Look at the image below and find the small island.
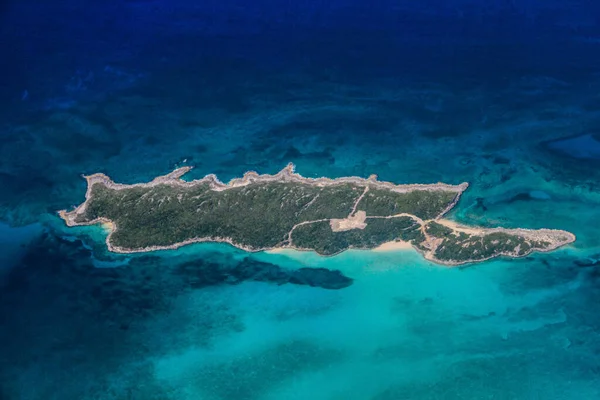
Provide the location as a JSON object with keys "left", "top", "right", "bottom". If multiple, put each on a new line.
{"left": 59, "top": 163, "right": 575, "bottom": 266}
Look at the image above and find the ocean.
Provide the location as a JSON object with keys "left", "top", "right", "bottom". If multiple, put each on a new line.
{"left": 1, "top": 1, "right": 600, "bottom": 399}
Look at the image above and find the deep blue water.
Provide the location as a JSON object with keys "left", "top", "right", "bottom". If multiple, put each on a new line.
{"left": 2, "top": 1, "right": 600, "bottom": 399}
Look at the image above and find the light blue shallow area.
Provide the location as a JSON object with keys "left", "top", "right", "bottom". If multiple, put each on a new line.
{"left": 154, "top": 250, "right": 590, "bottom": 400}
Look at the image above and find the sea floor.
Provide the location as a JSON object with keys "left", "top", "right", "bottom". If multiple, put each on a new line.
{"left": 2, "top": 223, "right": 599, "bottom": 399}
{"left": 2, "top": 31, "right": 600, "bottom": 399}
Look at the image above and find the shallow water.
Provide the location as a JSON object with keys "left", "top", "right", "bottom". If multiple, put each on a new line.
{"left": 2, "top": 1, "right": 600, "bottom": 399}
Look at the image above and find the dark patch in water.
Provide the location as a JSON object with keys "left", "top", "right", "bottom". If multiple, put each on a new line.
{"left": 195, "top": 144, "right": 208, "bottom": 153}
{"left": 281, "top": 146, "right": 335, "bottom": 165}
{"left": 421, "top": 125, "right": 463, "bottom": 139}
{"left": 499, "top": 169, "right": 513, "bottom": 183}
{"left": 506, "top": 192, "right": 534, "bottom": 203}
{"left": 493, "top": 156, "right": 511, "bottom": 165}
{"left": 1, "top": 233, "right": 351, "bottom": 340}
{"left": 475, "top": 197, "right": 488, "bottom": 212}
{"left": 172, "top": 256, "right": 352, "bottom": 290}
{"left": 290, "top": 268, "right": 353, "bottom": 289}
{"left": 542, "top": 132, "right": 600, "bottom": 161}
{"left": 574, "top": 256, "right": 599, "bottom": 268}
{"left": 283, "top": 146, "right": 303, "bottom": 159}
{"left": 0, "top": 231, "right": 352, "bottom": 397}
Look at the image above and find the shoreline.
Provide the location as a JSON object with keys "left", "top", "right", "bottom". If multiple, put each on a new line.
{"left": 57, "top": 212, "right": 576, "bottom": 267}
{"left": 81, "top": 163, "right": 470, "bottom": 193}
{"left": 63, "top": 163, "right": 469, "bottom": 221}
{"left": 58, "top": 164, "right": 576, "bottom": 267}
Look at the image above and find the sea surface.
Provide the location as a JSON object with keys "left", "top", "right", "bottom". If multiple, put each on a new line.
{"left": 2, "top": 1, "right": 600, "bottom": 399}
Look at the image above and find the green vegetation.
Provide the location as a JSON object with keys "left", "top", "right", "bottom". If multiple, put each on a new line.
{"left": 77, "top": 178, "right": 459, "bottom": 251}
{"left": 356, "top": 187, "right": 457, "bottom": 220}
{"left": 424, "top": 221, "right": 553, "bottom": 263}
{"left": 424, "top": 221, "right": 454, "bottom": 237}
{"left": 291, "top": 217, "right": 422, "bottom": 255}
{"left": 66, "top": 174, "right": 568, "bottom": 264}
{"left": 82, "top": 182, "right": 364, "bottom": 249}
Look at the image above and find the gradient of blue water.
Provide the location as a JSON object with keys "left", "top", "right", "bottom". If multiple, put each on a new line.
{"left": 2, "top": 1, "right": 600, "bottom": 399}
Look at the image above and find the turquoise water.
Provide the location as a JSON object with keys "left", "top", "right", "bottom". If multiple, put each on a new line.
{"left": 3, "top": 1, "right": 600, "bottom": 399}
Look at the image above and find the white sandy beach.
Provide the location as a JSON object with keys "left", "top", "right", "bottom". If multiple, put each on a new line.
{"left": 372, "top": 240, "right": 414, "bottom": 252}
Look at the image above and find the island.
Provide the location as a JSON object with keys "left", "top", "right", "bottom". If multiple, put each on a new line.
{"left": 58, "top": 163, "right": 576, "bottom": 266}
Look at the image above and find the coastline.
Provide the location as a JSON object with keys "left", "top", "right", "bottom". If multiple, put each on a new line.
{"left": 419, "top": 221, "right": 577, "bottom": 266}
{"left": 62, "top": 163, "right": 469, "bottom": 222}
{"left": 58, "top": 164, "right": 576, "bottom": 267}
{"left": 57, "top": 211, "right": 576, "bottom": 267}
